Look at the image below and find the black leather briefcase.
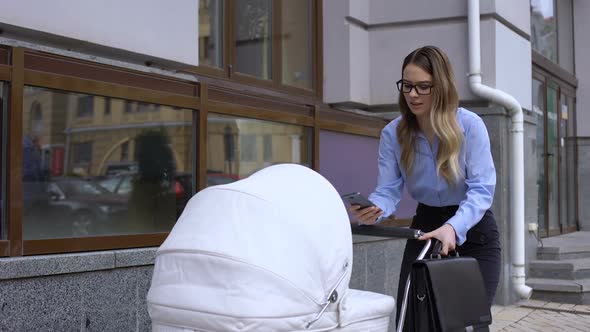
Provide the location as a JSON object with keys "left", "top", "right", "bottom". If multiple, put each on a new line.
{"left": 404, "top": 246, "right": 492, "bottom": 332}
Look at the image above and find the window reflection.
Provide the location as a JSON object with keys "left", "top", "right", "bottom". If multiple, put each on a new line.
{"left": 207, "top": 113, "right": 311, "bottom": 187}
{"left": 199, "top": 0, "right": 224, "bottom": 68}
{"left": 281, "top": 0, "right": 313, "bottom": 89}
{"left": 531, "top": 0, "right": 557, "bottom": 62}
{"left": 22, "top": 87, "right": 194, "bottom": 239}
{"left": 235, "top": 0, "right": 272, "bottom": 79}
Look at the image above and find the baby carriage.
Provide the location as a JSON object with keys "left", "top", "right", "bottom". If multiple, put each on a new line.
{"left": 147, "top": 164, "right": 396, "bottom": 331}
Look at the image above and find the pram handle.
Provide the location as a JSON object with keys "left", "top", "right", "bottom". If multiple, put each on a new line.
{"left": 351, "top": 225, "right": 424, "bottom": 239}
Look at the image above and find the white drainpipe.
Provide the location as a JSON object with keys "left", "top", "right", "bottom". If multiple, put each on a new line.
{"left": 467, "top": 0, "right": 532, "bottom": 300}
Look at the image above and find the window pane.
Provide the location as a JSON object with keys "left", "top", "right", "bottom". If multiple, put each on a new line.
{"left": 281, "top": 0, "right": 313, "bottom": 90}
{"left": 319, "top": 130, "right": 417, "bottom": 220}
{"left": 76, "top": 96, "right": 94, "bottom": 118}
{"left": 235, "top": 0, "right": 272, "bottom": 79}
{"left": 531, "top": 0, "right": 557, "bottom": 62}
{"left": 199, "top": 0, "right": 224, "bottom": 68}
{"left": 207, "top": 113, "right": 311, "bottom": 187}
{"left": 23, "top": 86, "right": 194, "bottom": 239}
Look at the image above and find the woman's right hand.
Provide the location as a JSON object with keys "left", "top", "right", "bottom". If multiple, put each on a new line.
{"left": 349, "top": 205, "right": 384, "bottom": 225}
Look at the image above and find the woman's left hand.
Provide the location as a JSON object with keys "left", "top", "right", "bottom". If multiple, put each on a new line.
{"left": 418, "top": 223, "right": 457, "bottom": 256}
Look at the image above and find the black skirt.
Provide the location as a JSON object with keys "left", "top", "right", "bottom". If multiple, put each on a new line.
{"left": 395, "top": 203, "right": 501, "bottom": 329}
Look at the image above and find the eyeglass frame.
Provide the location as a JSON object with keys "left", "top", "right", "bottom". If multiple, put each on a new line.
{"left": 396, "top": 79, "right": 434, "bottom": 96}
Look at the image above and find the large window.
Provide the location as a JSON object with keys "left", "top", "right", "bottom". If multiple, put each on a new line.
{"left": 531, "top": 0, "right": 557, "bottom": 62}
{"left": 207, "top": 113, "right": 311, "bottom": 186}
{"left": 531, "top": 0, "right": 575, "bottom": 71}
{"left": 1, "top": 46, "right": 384, "bottom": 256}
{"left": 198, "top": 0, "right": 318, "bottom": 94}
{"left": 22, "top": 87, "right": 194, "bottom": 239}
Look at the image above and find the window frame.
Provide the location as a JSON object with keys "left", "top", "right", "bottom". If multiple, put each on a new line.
{"left": 2, "top": 46, "right": 385, "bottom": 257}
{"left": 530, "top": 0, "right": 558, "bottom": 63}
{"left": 192, "top": 0, "right": 323, "bottom": 99}
{"left": 0, "top": 62, "right": 9, "bottom": 254}
{"left": 6, "top": 48, "right": 200, "bottom": 256}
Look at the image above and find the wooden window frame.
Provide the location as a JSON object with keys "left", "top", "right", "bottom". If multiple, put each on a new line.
{"left": 1, "top": 46, "right": 386, "bottom": 256}
{"left": 190, "top": 0, "right": 323, "bottom": 99}
{"left": 0, "top": 56, "right": 9, "bottom": 254}
{"left": 6, "top": 48, "right": 200, "bottom": 256}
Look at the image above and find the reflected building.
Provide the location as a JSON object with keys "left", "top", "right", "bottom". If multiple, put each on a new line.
{"left": 23, "top": 87, "right": 193, "bottom": 178}
{"left": 207, "top": 114, "right": 312, "bottom": 182}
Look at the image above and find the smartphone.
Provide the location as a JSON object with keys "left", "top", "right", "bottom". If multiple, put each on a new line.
{"left": 341, "top": 192, "right": 376, "bottom": 209}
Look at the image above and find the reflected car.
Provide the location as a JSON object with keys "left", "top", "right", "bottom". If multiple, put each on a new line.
{"left": 206, "top": 171, "right": 240, "bottom": 186}
{"left": 26, "top": 177, "right": 128, "bottom": 237}
{"left": 97, "top": 172, "right": 193, "bottom": 217}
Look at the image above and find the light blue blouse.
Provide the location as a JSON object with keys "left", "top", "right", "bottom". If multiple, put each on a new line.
{"left": 368, "top": 108, "right": 496, "bottom": 245}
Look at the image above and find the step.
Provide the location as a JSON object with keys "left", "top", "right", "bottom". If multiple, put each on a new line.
{"left": 527, "top": 278, "right": 590, "bottom": 305}
{"left": 529, "top": 258, "right": 590, "bottom": 279}
{"left": 537, "top": 245, "right": 590, "bottom": 260}
{"left": 526, "top": 278, "right": 590, "bottom": 293}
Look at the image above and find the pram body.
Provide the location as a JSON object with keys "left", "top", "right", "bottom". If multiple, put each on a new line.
{"left": 147, "top": 164, "right": 396, "bottom": 331}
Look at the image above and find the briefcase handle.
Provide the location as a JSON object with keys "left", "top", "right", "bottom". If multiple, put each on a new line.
{"left": 430, "top": 239, "right": 460, "bottom": 259}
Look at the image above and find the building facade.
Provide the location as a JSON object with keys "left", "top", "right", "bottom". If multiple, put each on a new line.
{"left": 0, "top": 0, "right": 588, "bottom": 331}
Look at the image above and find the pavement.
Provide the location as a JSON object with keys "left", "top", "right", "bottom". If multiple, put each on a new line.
{"left": 490, "top": 300, "right": 590, "bottom": 331}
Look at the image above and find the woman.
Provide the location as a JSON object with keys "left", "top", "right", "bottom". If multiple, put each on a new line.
{"left": 350, "top": 46, "right": 501, "bottom": 329}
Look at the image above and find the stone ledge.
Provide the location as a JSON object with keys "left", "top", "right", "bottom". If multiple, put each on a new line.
{"left": 0, "top": 247, "right": 158, "bottom": 280}
{"left": 114, "top": 248, "right": 157, "bottom": 268}
{"left": 353, "top": 234, "right": 402, "bottom": 244}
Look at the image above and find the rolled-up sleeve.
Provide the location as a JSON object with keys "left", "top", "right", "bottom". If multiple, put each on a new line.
{"left": 368, "top": 125, "right": 405, "bottom": 220}
{"left": 446, "top": 117, "right": 496, "bottom": 245}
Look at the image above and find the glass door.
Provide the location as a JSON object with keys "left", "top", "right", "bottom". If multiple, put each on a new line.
{"left": 546, "top": 84, "right": 560, "bottom": 235}
{"left": 533, "top": 78, "right": 546, "bottom": 235}
{"left": 533, "top": 71, "right": 579, "bottom": 237}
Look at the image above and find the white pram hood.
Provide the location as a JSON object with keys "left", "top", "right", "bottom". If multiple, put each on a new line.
{"left": 147, "top": 164, "right": 394, "bottom": 331}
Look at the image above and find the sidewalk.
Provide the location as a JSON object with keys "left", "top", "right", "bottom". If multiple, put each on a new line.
{"left": 490, "top": 300, "right": 590, "bottom": 331}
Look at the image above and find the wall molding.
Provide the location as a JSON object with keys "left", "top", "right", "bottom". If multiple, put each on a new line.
{"left": 345, "top": 13, "right": 530, "bottom": 41}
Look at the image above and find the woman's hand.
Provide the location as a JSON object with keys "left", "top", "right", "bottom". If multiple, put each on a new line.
{"left": 419, "top": 223, "right": 457, "bottom": 255}
{"left": 349, "top": 205, "right": 383, "bottom": 225}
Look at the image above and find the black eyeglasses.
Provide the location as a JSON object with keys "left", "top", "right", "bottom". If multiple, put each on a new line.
{"left": 396, "top": 79, "right": 433, "bottom": 95}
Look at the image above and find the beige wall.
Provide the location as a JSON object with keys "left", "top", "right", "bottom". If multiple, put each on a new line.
{"left": 323, "top": 0, "right": 532, "bottom": 110}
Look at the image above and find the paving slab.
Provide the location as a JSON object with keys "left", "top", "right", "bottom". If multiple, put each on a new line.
{"left": 491, "top": 300, "right": 590, "bottom": 332}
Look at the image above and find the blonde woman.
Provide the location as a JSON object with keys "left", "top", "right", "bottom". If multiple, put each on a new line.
{"left": 350, "top": 46, "right": 500, "bottom": 329}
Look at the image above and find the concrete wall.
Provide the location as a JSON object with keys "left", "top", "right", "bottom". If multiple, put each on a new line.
{"left": 0, "top": 0, "right": 199, "bottom": 66}
{"left": 573, "top": 1, "right": 590, "bottom": 229}
{"left": 324, "top": 0, "right": 531, "bottom": 110}
{"left": 0, "top": 249, "right": 156, "bottom": 331}
{"left": 578, "top": 138, "right": 590, "bottom": 230}
{"left": 0, "top": 240, "right": 405, "bottom": 331}
{"left": 574, "top": 1, "right": 590, "bottom": 137}
{"left": 468, "top": 108, "right": 538, "bottom": 305}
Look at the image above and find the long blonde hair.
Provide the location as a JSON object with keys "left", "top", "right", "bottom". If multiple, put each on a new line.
{"left": 396, "top": 46, "right": 463, "bottom": 184}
